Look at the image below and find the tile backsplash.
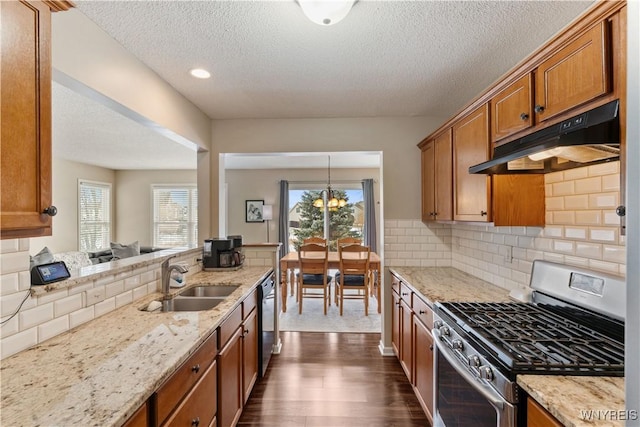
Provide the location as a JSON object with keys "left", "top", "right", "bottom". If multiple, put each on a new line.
{"left": 385, "top": 162, "right": 626, "bottom": 291}
{"left": 0, "top": 240, "right": 198, "bottom": 359}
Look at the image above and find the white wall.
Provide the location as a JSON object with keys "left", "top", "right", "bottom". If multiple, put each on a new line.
{"left": 207, "top": 116, "right": 444, "bottom": 238}
{"left": 224, "top": 167, "right": 379, "bottom": 243}
{"left": 30, "top": 158, "right": 115, "bottom": 254}
{"left": 115, "top": 169, "right": 197, "bottom": 246}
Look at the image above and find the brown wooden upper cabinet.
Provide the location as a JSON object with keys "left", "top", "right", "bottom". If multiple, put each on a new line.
{"left": 453, "top": 104, "right": 491, "bottom": 222}
{"left": 421, "top": 129, "right": 452, "bottom": 222}
{"left": 491, "top": 21, "right": 610, "bottom": 144}
{"left": 0, "top": 1, "right": 71, "bottom": 240}
{"left": 534, "top": 21, "right": 610, "bottom": 123}
{"left": 490, "top": 73, "right": 534, "bottom": 143}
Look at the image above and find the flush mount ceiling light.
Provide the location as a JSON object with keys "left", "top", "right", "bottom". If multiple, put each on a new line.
{"left": 313, "top": 155, "right": 347, "bottom": 210}
{"left": 297, "top": 0, "right": 355, "bottom": 26}
{"left": 189, "top": 68, "right": 211, "bottom": 79}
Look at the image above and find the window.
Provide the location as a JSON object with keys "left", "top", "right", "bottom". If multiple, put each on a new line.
{"left": 152, "top": 185, "right": 198, "bottom": 247}
{"left": 79, "top": 180, "right": 112, "bottom": 252}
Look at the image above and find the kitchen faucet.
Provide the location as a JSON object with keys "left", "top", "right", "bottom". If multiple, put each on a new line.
{"left": 161, "top": 256, "right": 189, "bottom": 299}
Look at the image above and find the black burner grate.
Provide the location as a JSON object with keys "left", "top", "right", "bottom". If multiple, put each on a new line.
{"left": 440, "top": 302, "right": 624, "bottom": 376}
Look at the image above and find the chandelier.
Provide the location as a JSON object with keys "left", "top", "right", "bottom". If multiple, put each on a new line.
{"left": 313, "top": 155, "right": 347, "bottom": 209}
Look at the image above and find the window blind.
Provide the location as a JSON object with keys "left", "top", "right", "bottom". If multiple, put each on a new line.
{"left": 152, "top": 185, "right": 198, "bottom": 247}
{"left": 79, "top": 180, "right": 112, "bottom": 252}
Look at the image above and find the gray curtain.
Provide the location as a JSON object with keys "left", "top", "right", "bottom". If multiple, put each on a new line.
{"left": 362, "top": 179, "right": 377, "bottom": 253}
{"left": 278, "top": 180, "right": 289, "bottom": 259}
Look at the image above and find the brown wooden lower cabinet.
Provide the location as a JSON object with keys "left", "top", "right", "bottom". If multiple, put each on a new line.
{"left": 527, "top": 397, "right": 563, "bottom": 427}
{"left": 163, "top": 360, "right": 217, "bottom": 427}
{"left": 218, "top": 317, "right": 243, "bottom": 427}
{"left": 123, "top": 402, "right": 148, "bottom": 427}
{"left": 242, "top": 307, "right": 258, "bottom": 405}
{"left": 391, "top": 272, "right": 435, "bottom": 423}
{"left": 155, "top": 330, "right": 218, "bottom": 427}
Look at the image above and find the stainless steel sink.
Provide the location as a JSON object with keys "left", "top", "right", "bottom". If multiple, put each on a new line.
{"left": 161, "top": 297, "right": 226, "bottom": 312}
{"left": 178, "top": 285, "right": 240, "bottom": 298}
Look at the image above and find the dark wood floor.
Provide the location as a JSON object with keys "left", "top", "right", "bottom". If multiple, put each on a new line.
{"left": 238, "top": 332, "right": 430, "bottom": 427}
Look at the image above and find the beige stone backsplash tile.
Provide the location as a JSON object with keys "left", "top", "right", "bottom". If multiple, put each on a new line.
{"left": 1, "top": 272, "right": 20, "bottom": 296}
{"left": 564, "top": 194, "right": 589, "bottom": 210}
{"left": 589, "top": 227, "right": 618, "bottom": 242}
{"left": 552, "top": 180, "right": 574, "bottom": 196}
{"left": 574, "top": 176, "right": 602, "bottom": 194}
{"left": 1, "top": 328, "right": 37, "bottom": 360}
{"left": 553, "top": 240, "right": 575, "bottom": 254}
{"left": 0, "top": 315, "right": 19, "bottom": 338}
{"left": 575, "top": 242, "right": 602, "bottom": 259}
{"left": 553, "top": 211, "right": 575, "bottom": 224}
{"left": 589, "top": 192, "right": 618, "bottom": 208}
{"left": 601, "top": 173, "right": 621, "bottom": 191}
{"left": 115, "top": 291, "right": 133, "bottom": 308}
{"left": 94, "top": 297, "right": 116, "bottom": 318}
{"left": 19, "top": 303, "right": 54, "bottom": 330}
{"left": 575, "top": 210, "right": 602, "bottom": 225}
{"left": 0, "top": 239, "right": 20, "bottom": 253}
{"left": 603, "top": 245, "right": 626, "bottom": 263}
{"left": 546, "top": 196, "right": 564, "bottom": 210}
{"left": 0, "top": 251, "right": 30, "bottom": 275}
{"left": 564, "top": 227, "right": 587, "bottom": 239}
{"left": 1, "top": 291, "right": 36, "bottom": 319}
{"left": 69, "top": 306, "right": 95, "bottom": 329}
{"left": 563, "top": 167, "right": 589, "bottom": 181}
{"left": 588, "top": 259, "right": 621, "bottom": 274}
{"left": 588, "top": 161, "right": 619, "bottom": 176}
{"left": 54, "top": 294, "right": 83, "bottom": 317}
{"left": 564, "top": 256, "right": 590, "bottom": 268}
{"left": 545, "top": 171, "right": 564, "bottom": 183}
{"left": 603, "top": 210, "right": 621, "bottom": 225}
{"left": 38, "top": 316, "right": 70, "bottom": 343}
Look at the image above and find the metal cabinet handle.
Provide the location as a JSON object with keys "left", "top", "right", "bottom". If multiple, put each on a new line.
{"left": 419, "top": 310, "right": 426, "bottom": 315}
{"left": 402, "top": 292, "right": 409, "bottom": 296}
{"left": 480, "top": 211, "right": 487, "bottom": 216}
{"left": 534, "top": 104, "right": 545, "bottom": 113}
{"left": 429, "top": 345, "right": 434, "bottom": 351}
{"left": 191, "top": 364, "right": 200, "bottom": 374}
{"left": 191, "top": 417, "right": 200, "bottom": 427}
{"left": 616, "top": 205, "right": 626, "bottom": 217}
{"left": 42, "top": 206, "right": 58, "bottom": 216}
{"left": 520, "top": 112, "right": 529, "bottom": 120}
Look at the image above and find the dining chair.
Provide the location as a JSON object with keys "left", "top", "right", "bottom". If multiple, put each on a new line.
{"left": 297, "top": 242, "right": 332, "bottom": 315}
{"left": 335, "top": 243, "right": 371, "bottom": 316}
{"left": 336, "top": 237, "right": 362, "bottom": 248}
{"left": 302, "top": 236, "right": 327, "bottom": 245}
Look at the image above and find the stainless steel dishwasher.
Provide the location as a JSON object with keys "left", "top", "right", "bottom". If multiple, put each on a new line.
{"left": 257, "top": 275, "right": 275, "bottom": 378}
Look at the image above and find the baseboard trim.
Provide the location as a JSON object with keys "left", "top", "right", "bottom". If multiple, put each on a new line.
{"left": 378, "top": 341, "right": 394, "bottom": 356}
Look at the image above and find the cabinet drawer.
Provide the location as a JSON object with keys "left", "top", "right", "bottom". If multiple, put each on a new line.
{"left": 399, "top": 286, "right": 412, "bottom": 306}
{"left": 162, "top": 360, "right": 217, "bottom": 427}
{"left": 243, "top": 288, "right": 257, "bottom": 319}
{"left": 391, "top": 275, "right": 400, "bottom": 294}
{"left": 123, "top": 402, "right": 147, "bottom": 427}
{"left": 412, "top": 296, "right": 433, "bottom": 330}
{"left": 219, "top": 305, "right": 242, "bottom": 347}
{"left": 156, "top": 331, "right": 218, "bottom": 425}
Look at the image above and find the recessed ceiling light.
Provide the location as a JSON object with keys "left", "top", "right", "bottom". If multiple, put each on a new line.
{"left": 190, "top": 68, "right": 211, "bottom": 79}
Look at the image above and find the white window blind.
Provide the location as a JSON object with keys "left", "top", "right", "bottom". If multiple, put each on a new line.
{"left": 152, "top": 185, "right": 198, "bottom": 247}
{"left": 79, "top": 180, "right": 112, "bottom": 252}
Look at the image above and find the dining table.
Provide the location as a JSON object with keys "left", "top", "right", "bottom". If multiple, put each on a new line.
{"left": 279, "top": 250, "right": 381, "bottom": 313}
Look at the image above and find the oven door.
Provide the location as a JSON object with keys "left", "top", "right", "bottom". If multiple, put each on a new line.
{"left": 432, "top": 328, "right": 516, "bottom": 427}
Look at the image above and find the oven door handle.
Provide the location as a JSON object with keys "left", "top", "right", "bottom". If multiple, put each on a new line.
{"left": 432, "top": 328, "right": 506, "bottom": 411}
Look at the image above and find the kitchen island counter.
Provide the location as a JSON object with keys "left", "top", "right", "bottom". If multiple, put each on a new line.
{"left": 0, "top": 266, "right": 272, "bottom": 427}
{"left": 390, "top": 266, "right": 626, "bottom": 427}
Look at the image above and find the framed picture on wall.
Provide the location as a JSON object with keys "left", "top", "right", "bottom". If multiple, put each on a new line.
{"left": 246, "top": 200, "right": 264, "bottom": 223}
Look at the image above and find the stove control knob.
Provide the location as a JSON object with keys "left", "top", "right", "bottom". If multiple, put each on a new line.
{"left": 479, "top": 365, "right": 494, "bottom": 381}
{"left": 434, "top": 320, "right": 443, "bottom": 329}
{"left": 468, "top": 355, "right": 481, "bottom": 367}
{"left": 452, "top": 339, "right": 464, "bottom": 351}
{"left": 440, "top": 326, "right": 450, "bottom": 336}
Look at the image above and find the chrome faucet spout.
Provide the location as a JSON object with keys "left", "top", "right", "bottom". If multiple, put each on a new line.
{"left": 161, "top": 256, "right": 189, "bottom": 299}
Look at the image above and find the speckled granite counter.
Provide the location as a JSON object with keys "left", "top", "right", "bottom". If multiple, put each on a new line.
{"left": 389, "top": 267, "right": 626, "bottom": 427}
{"left": 0, "top": 266, "right": 272, "bottom": 427}
{"left": 389, "top": 266, "right": 512, "bottom": 304}
{"left": 518, "top": 375, "right": 626, "bottom": 427}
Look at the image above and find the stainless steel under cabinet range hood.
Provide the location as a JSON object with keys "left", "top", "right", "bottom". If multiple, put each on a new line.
{"left": 469, "top": 99, "right": 620, "bottom": 174}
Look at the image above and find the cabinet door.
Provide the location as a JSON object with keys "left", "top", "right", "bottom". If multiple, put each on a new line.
{"left": 1, "top": 1, "right": 53, "bottom": 239}
{"left": 434, "top": 129, "right": 453, "bottom": 221}
{"left": 491, "top": 73, "right": 533, "bottom": 142}
{"left": 163, "top": 361, "right": 217, "bottom": 427}
{"left": 218, "top": 328, "right": 243, "bottom": 427}
{"left": 535, "top": 21, "right": 610, "bottom": 122}
{"left": 421, "top": 142, "right": 436, "bottom": 222}
{"left": 399, "top": 298, "right": 413, "bottom": 380}
{"left": 527, "top": 397, "right": 563, "bottom": 427}
{"left": 123, "top": 402, "right": 148, "bottom": 427}
{"left": 391, "top": 289, "right": 401, "bottom": 358}
{"left": 453, "top": 104, "right": 491, "bottom": 222}
{"left": 242, "top": 308, "right": 258, "bottom": 404}
{"left": 413, "top": 316, "right": 434, "bottom": 424}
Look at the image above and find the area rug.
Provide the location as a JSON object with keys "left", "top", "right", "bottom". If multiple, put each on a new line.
{"left": 279, "top": 291, "right": 381, "bottom": 333}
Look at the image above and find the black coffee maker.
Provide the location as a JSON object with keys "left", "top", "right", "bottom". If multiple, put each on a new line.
{"left": 203, "top": 238, "right": 234, "bottom": 270}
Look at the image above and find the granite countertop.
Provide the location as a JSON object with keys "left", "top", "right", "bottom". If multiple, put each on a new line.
{"left": 0, "top": 266, "right": 273, "bottom": 427}
{"left": 389, "top": 266, "right": 513, "bottom": 304}
{"left": 389, "top": 266, "right": 626, "bottom": 427}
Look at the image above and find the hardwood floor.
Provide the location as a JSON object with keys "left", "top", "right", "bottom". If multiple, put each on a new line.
{"left": 238, "top": 331, "right": 430, "bottom": 427}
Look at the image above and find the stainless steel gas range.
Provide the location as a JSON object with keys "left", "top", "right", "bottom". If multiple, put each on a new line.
{"left": 432, "top": 260, "right": 626, "bottom": 427}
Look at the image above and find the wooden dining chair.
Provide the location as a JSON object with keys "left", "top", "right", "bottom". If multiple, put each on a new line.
{"left": 302, "top": 236, "right": 327, "bottom": 246}
{"left": 336, "top": 237, "right": 362, "bottom": 248}
{"left": 335, "top": 243, "right": 371, "bottom": 316}
{"left": 297, "top": 243, "right": 332, "bottom": 315}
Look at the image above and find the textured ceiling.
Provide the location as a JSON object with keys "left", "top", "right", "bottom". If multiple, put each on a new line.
{"left": 58, "top": 0, "right": 594, "bottom": 170}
